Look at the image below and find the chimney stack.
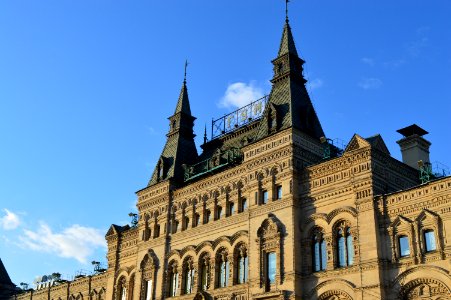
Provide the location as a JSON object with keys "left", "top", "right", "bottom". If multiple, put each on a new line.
{"left": 396, "top": 124, "right": 431, "bottom": 170}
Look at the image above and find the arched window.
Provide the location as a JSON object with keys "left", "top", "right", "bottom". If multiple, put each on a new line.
{"left": 312, "top": 228, "right": 327, "bottom": 272}
{"left": 128, "top": 274, "right": 135, "bottom": 300}
{"left": 398, "top": 235, "right": 410, "bottom": 257}
{"left": 117, "top": 277, "right": 127, "bottom": 300}
{"left": 336, "top": 223, "right": 354, "bottom": 267}
{"left": 140, "top": 252, "right": 157, "bottom": 300}
{"left": 424, "top": 229, "right": 437, "bottom": 252}
{"left": 168, "top": 262, "right": 179, "bottom": 297}
{"left": 199, "top": 253, "right": 210, "bottom": 291}
{"left": 236, "top": 244, "right": 248, "bottom": 284}
{"left": 98, "top": 289, "right": 105, "bottom": 300}
{"left": 216, "top": 249, "right": 229, "bottom": 288}
{"left": 182, "top": 258, "right": 195, "bottom": 294}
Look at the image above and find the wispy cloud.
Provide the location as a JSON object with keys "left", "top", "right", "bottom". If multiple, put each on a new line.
{"left": 361, "top": 57, "right": 375, "bottom": 66}
{"left": 384, "top": 59, "right": 407, "bottom": 69}
{"left": 0, "top": 209, "right": 21, "bottom": 230}
{"left": 219, "top": 81, "right": 264, "bottom": 108}
{"left": 407, "top": 26, "right": 430, "bottom": 58}
{"left": 146, "top": 126, "right": 157, "bottom": 135}
{"left": 358, "top": 78, "right": 383, "bottom": 90}
{"left": 19, "top": 222, "right": 106, "bottom": 263}
{"left": 307, "top": 78, "right": 324, "bottom": 90}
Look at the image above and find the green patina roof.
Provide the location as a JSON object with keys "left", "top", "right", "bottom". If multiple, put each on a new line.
{"left": 146, "top": 18, "right": 325, "bottom": 187}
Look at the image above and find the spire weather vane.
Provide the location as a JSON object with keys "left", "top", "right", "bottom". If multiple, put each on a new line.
{"left": 285, "top": 0, "right": 290, "bottom": 22}
{"left": 184, "top": 59, "right": 189, "bottom": 83}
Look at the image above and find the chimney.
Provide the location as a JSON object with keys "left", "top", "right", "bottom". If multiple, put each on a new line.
{"left": 396, "top": 124, "right": 431, "bottom": 170}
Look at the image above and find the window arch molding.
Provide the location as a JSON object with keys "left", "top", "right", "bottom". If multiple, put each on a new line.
{"left": 256, "top": 214, "right": 284, "bottom": 291}
{"left": 181, "top": 256, "right": 196, "bottom": 295}
{"left": 115, "top": 276, "right": 127, "bottom": 300}
{"left": 310, "top": 226, "right": 328, "bottom": 272}
{"left": 233, "top": 242, "right": 249, "bottom": 284}
{"left": 214, "top": 247, "right": 231, "bottom": 288}
{"left": 140, "top": 250, "right": 158, "bottom": 300}
{"left": 197, "top": 252, "right": 212, "bottom": 291}
{"left": 388, "top": 215, "right": 415, "bottom": 262}
{"left": 332, "top": 220, "right": 357, "bottom": 269}
{"left": 415, "top": 209, "right": 443, "bottom": 259}
{"left": 166, "top": 260, "right": 180, "bottom": 297}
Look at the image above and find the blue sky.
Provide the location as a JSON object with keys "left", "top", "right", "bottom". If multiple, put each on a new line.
{"left": 1, "top": 0, "right": 450, "bottom": 287}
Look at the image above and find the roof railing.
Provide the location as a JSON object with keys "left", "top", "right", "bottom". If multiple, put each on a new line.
{"left": 211, "top": 95, "right": 269, "bottom": 139}
{"left": 183, "top": 148, "right": 242, "bottom": 181}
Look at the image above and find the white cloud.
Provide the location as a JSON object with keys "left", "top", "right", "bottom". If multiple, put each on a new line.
{"left": 219, "top": 81, "right": 264, "bottom": 108}
{"left": 307, "top": 78, "right": 324, "bottom": 90}
{"left": 384, "top": 59, "right": 406, "bottom": 69}
{"left": 0, "top": 209, "right": 21, "bottom": 230}
{"left": 19, "top": 222, "right": 106, "bottom": 264}
{"left": 358, "top": 78, "right": 383, "bottom": 90}
{"left": 361, "top": 57, "right": 375, "bottom": 66}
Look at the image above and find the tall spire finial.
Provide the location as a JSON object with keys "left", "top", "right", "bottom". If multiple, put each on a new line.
{"left": 285, "top": 0, "right": 290, "bottom": 23}
{"left": 203, "top": 124, "right": 208, "bottom": 144}
{"left": 184, "top": 59, "right": 189, "bottom": 83}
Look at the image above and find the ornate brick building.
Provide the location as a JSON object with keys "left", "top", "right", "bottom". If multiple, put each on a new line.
{"left": 9, "top": 13, "right": 451, "bottom": 300}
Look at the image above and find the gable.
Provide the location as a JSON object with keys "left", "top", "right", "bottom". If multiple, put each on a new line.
{"left": 344, "top": 134, "right": 371, "bottom": 153}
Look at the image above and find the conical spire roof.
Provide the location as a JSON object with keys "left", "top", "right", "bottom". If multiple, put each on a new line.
{"left": 148, "top": 79, "right": 198, "bottom": 186}
{"left": 277, "top": 20, "right": 298, "bottom": 57}
{"left": 255, "top": 17, "right": 324, "bottom": 141}
{"left": 174, "top": 81, "right": 192, "bottom": 116}
{"left": 0, "top": 258, "right": 13, "bottom": 285}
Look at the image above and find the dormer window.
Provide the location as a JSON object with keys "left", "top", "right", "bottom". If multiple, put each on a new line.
{"left": 157, "top": 158, "right": 165, "bottom": 181}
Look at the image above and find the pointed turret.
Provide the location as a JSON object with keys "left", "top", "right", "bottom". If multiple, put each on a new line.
{"left": 0, "top": 258, "right": 17, "bottom": 299}
{"left": 278, "top": 20, "right": 298, "bottom": 57}
{"left": 174, "top": 80, "right": 191, "bottom": 116}
{"left": 255, "top": 17, "right": 324, "bottom": 140}
{"left": 148, "top": 77, "right": 198, "bottom": 186}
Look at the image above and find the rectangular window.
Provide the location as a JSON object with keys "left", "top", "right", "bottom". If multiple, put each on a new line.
{"left": 244, "top": 256, "right": 248, "bottom": 282}
{"left": 262, "top": 190, "right": 268, "bottom": 204}
{"left": 266, "top": 252, "right": 276, "bottom": 284}
{"left": 205, "top": 210, "right": 211, "bottom": 224}
{"left": 321, "top": 240, "right": 327, "bottom": 270}
{"left": 121, "top": 287, "right": 127, "bottom": 300}
{"left": 155, "top": 224, "right": 160, "bottom": 238}
{"left": 229, "top": 202, "right": 235, "bottom": 216}
{"left": 398, "top": 236, "right": 410, "bottom": 257}
{"left": 146, "top": 280, "right": 152, "bottom": 300}
{"left": 171, "top": 274, "right": 178, "bottom": 297}
{"left": 276, "top": 185, "right": 282, "bottom": 200}
{"left": 201, "top": 265, "right": 208, "bottom": 291}
{"left": 338, "top": 236, "right": 346, "bottom": 267}
{"left": 241, "top": 198, "right": 247, "bottom": 212}
{"left": 217, "top": 206, "right": 223, "bottom": 220}
{"left": 424, "top": 230, "right": 437, "bottom": 252}
{"left": 314, "top": 242, "right": 321, "bottom": 272}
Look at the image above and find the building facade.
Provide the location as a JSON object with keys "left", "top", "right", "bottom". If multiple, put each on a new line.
{"left": 9, "top": 14, "right": 451, "bottom": 300}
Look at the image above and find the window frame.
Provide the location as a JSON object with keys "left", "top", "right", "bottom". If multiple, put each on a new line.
{"left": 423, "top": 229, "right": 437, "bottom": 253}
{"left": 398, "top": 235, "right": 411, "bottom": 258}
